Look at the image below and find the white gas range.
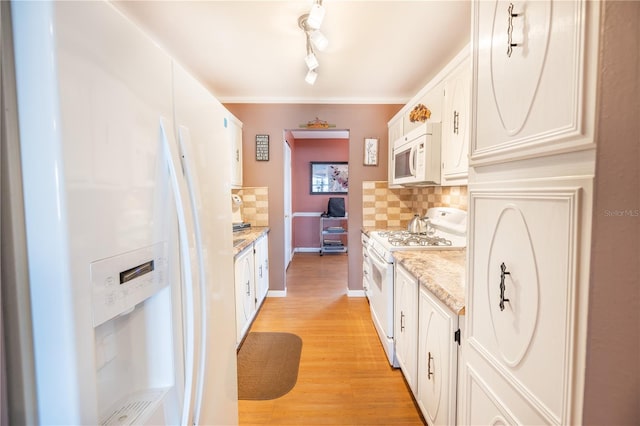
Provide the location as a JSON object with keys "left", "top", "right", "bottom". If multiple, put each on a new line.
{"left": 363, "top": 207, "right": 467, "bottom": 367}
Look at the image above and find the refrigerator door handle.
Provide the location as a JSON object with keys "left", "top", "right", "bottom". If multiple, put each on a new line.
{"left": 176, "top": 125, "right": 208, "bottom": 426}
{"left": 160, "top": 118, "right": 197, "bottom": 426}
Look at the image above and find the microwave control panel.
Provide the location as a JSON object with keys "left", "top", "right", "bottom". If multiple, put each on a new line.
{"left": 415, "top": 142, "right": 425, "bottom": 174}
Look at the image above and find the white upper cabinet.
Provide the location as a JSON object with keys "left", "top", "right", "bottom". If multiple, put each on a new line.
{"left": 387, "top": 46, "right": 470, "bottom": 188}
{"left": 228, "top": 114, "right": 243, "bottom": 188}
{"left": 471, "top": 0, "right": 597, "bottom": 165}
{"left": 387, "top": 117, "right": 403, "bottom": 186}
{"left": 404, "top": 79, "right": 446, "bottom": 137}
{"left": 441, "top": 58, "right": 471, "bottom": 186}
{"left": 388, "top": 117, "right": 404, "bottom": 146}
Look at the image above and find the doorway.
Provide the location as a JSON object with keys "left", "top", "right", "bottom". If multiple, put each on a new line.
{"left": 283, "top": 128, "right": 349, "bottom": 263}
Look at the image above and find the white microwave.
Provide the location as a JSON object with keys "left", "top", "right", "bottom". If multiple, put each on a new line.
{"left": 392, "top": 122, "right": 441, "bottom": 185}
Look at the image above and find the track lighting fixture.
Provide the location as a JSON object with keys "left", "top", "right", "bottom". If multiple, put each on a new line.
{"left": 298, "top": 0, "right": 327, "bottom": 85}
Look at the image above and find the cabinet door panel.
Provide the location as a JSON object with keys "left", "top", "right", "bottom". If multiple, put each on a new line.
{"left": 394, "top": 265, "right": 418, "bottom": 395}
{"left": 418, "top": 287, "right": 458, "bottom": 425}
{"left": 234, "top": 248, "right": 255, "bottom": 343}
{"left": 472, "top": 0, "right": 592, "bottom": 163}
{"left": 254, "top": 235, "right": 269, "bottom": 307}
{"left": 467, "top": 185, "right": 581, "bottom": 421}
{"left": 228, "top": 116, "right": 242, "bottom": 187}
{"left": 462, "top": 361, "right": 551, "bottom": 425}
{"left": 442, "top": 61, "right": 470, "bottom": 184}
{"left": 465, "top": 365, "right": 518, "bottom": 426}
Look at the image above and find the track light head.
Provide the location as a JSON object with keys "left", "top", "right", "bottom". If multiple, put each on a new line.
{"left": 307, "top": 2, "right": 325, "bottom": 29}
{"left": 309, "top": 30, "right": 328, "bottom": 52}
{"left": 305, "top": 52, "right": 319, "bottom": 71}
{"left": 305, "top": 69, "right": 318, "bottom": 85}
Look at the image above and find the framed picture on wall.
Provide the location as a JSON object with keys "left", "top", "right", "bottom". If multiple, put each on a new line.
{"left": 310, "top": 162, "right": 348, "bottom": 194}
{"left": 364, "top": 138, "right": 378, "bottom": 166}
{"left": 255, "top": 134, "right": 269, "bottom": 161}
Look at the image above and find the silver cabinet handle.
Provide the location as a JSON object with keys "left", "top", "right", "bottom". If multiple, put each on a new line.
{"left": 499, "top": 262, "right": 511, "bottom": 311}
{"left": 453, "top": 110, "right": 459, "bottom": 135}
{"left": 507, "top": 3, "right": 521, "bottom": 57}
{"left": 400, "top": 311, "right": 405, "bottom": 332}
{"left": 427, "top": 352, "right": 434, "bottom": 380}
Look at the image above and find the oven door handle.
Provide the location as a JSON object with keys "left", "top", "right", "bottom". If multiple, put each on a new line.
{"left": 367, "top": 245, "right": 389, "bottom": 269}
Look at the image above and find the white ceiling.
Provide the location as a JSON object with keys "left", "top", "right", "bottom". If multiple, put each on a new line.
{"left": 112, "top": 0, "right": 471, "bottom": 104}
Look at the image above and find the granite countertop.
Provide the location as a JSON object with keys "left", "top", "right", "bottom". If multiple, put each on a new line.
{"left": 233, "top": 226, "right": 269, "bottom": 256}
{"left": 392, "top": 250, "right": 466, "bottom": 315}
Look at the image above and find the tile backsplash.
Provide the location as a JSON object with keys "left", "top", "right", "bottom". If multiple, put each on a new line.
{"left": 362, "top": 181, "right": 468, "bottom": 229}
{"left": 232, "top": 187, "right": 269, "bottom": 227}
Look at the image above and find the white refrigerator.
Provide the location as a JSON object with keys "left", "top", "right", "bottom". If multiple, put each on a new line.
{"left": 2, "top": 1, "right": 238, "bottom": 424}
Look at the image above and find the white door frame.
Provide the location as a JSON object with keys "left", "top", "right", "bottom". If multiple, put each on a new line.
{"left": 283, "top": 138, "right": 292, "bottom": 271}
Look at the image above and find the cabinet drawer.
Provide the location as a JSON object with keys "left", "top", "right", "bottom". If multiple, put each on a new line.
{"left": 471, "top": 0, "right": 597, "bottom": 164}
{"left": 466, "top": 183, "right": 583, "bottom": 422}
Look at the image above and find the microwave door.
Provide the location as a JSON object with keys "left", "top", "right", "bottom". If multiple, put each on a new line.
{"left": 394, "top": 145, "right": 413, "bottom": 181}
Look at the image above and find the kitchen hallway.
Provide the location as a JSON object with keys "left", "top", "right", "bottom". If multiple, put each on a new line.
{"left": 238, "top": 253, "right": 425, "bottom": 425}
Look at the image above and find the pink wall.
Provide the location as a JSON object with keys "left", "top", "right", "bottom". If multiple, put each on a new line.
{"left": 292, "top": 138, "right": 348, "bottom": 248}
{"left": 223, "top": 103, "right": 402, "bottom": 292}
{"left": 292, "top": 138, "right": 348, "bottom": 212}
{"left": 583, "top": 1, "right": 640, "bottom": 423}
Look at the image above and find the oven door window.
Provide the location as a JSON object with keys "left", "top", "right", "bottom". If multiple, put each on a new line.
{"left": 367, "top": 245, "right": 388, "bottom": 293}
{"left": 370, "top": 261, "right": 383, "bottom": 291}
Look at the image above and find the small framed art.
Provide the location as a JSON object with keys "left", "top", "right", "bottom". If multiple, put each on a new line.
{"left": 256, "top": 134, "right": 269, "bottom": 161}
{"left": 364, "top": 138, "right": 378, "bottom": 166}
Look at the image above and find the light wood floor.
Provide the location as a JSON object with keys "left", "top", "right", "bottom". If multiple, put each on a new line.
{"left": 238, "top": 253, "right": 425, "bottom": 425}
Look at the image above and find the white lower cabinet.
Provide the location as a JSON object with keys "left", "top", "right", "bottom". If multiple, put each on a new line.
{"left": 394, "top": 264, "right": 419, "bottom": 395}
{"left": 418, "top": 286, "right": 460, "bottom": 426}
{"left": 235, "top": 233, "right": 269, "bottom": 346}
{"left": 254, "top": 234, "right": 269, "bottom": 308}
{"left": 394, "top": 263, "right": 461, "bottom": 425}
{"left": 234, "top": 245, "right": 255, "bottom": 345}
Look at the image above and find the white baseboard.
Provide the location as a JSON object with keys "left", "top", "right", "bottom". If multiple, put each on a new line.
{"left": 347, "top": 289, "right": 366, "bottom": 297}
{"left": 267, "top": 290, "right": 287, "bottom": 297}
{"left": 294, "top": 247, "right": 321, "bottom": 253}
